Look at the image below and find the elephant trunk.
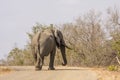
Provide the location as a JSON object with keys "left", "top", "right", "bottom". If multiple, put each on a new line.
{"left": 60, "top": 45, "right": 67, "bottom": 66}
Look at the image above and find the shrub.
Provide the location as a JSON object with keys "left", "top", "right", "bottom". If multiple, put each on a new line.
{"left": 108, "top": 65, "right": 118, "bottom": 71}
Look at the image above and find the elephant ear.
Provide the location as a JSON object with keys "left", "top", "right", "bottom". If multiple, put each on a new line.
{"left": 57, "top": 30, "right": 65, "bottom": 46}
{"left": 54, "top": 29, "right": 61, "bottom": 48}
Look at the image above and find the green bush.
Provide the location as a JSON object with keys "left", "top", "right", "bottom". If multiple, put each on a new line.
{"left": 108, "top": 65, "right": 118, "bottom": 71}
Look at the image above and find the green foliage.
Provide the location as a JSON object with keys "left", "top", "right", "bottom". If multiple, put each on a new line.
{"left": 108, "top": 65, "right": 119, "bottom": 71}
{"left": 7, "top": 47, "right": 24, "bottom": 65}
{"left": 27, "top": 23, "right": 45, "bottom": 40}
{"left": 112, "top": 40, "right": 120, "bottom": 56}
{"left": 7, "top": 45, "right": 34, "bottom": 65}
{"left": 27, "top": 23, "right": 55, "bottom": 41}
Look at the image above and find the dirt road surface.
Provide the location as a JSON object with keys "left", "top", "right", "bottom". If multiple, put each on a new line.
{"left": 0, "top": 66, "right": 120, "bottom": 80}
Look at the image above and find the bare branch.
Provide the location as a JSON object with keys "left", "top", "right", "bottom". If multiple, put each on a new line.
{"left": 116, "top": 56, "right": 120, "bottom": 65}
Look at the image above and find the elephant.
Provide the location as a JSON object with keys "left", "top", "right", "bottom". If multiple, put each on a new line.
{"left": 31, "top": 28, "right": 70, "bottom": 70}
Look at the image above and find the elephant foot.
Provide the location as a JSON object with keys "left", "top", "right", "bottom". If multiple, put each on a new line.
{"left": 35, "top": 66, "right": 42, "bottom": 71}
{"left": 48, "top": 67, "right": 55, "bottom": 70}
{"left": 62, "top": 62, "right": 67, "bottom": 66}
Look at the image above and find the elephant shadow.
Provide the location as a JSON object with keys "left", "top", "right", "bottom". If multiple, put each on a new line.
{"left": 41, "top": 68, "right": 90, "bottom": 71}
{"left": 10, "top": 66, "right": 90, "bottom": 71}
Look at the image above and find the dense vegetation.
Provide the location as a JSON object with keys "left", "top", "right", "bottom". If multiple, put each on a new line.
{"left": 1, "top": 7, "right": 120, "bottom": 67}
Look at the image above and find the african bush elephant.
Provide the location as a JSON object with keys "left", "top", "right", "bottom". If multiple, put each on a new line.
{"left": 31, "top": 29, "right": 70, "bottom": 70}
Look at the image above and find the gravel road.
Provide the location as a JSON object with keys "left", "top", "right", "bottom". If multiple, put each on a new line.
{"left": 0, "top": 66, "right": 119, "bottom": 80}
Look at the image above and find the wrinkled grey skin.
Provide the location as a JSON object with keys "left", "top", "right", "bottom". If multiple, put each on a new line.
{"left": 31, "top": 29, "right": 67, "bottom": 70}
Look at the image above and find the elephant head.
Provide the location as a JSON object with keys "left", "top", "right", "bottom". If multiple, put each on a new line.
{"left": 53, "top": 29, "right": 68, "bottom": 66}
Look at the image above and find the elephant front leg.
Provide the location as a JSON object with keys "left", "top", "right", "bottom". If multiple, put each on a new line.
{"left": 31, "top": 48, "right": 37, "bottom": 66}
{"left": 48, "top": 51, "right": 56, "bottom": 70}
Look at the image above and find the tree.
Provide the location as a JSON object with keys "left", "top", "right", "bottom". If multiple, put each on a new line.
{"left": 106, "top": 7, "right": 120, "bottom": 65}
{"left": 5, "top": 7, "right": 120, "bottom": 66}
{"left": 61, "top": 10, "right": 106, "bottom": 66}
{"left": 7, "top": 47, "right": 24, "bottom": 65}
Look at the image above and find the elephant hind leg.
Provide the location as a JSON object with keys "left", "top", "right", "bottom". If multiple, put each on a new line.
{"left": 41, "top": 56, "right": 44, "bottom": 65}
{"left": 35, "top": 58, "right": 42, "bottom": 70}
{"left": 39, "top": 56, "right": 44, "bottom": 69}
{"left": 31, "top": 48, "right": 37, "bottom": 65}
{"left": 35, "top": 55, "right": 44, "bottom": 71}
{"left": 35, "top": 51, "right": 42, "bottom": 70}
{"left": 33, "top": 53, "right": 37, "bottom": 64}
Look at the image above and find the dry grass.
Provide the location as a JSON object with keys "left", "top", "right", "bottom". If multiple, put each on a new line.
{"left": 94, "top": 67, "right": 120, "bottom": 80}
{"left": 0, "top": 66, "right": 12, "bottom": 75}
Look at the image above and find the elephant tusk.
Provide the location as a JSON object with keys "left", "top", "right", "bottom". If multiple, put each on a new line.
{"left": 64, "top": 44, "right": 72, "bottom": 50}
